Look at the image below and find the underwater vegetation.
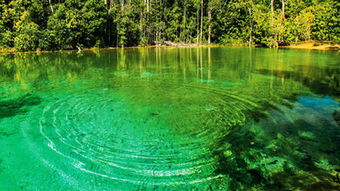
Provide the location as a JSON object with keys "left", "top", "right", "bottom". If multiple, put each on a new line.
{"left": 0, "top": 94, "right": 41, "bottom": 120}
{"left": 205, "top": 95, "right": 340, "bottom": 190}
{"left": 0, "top": 94, "right": 41, "bottom": 138}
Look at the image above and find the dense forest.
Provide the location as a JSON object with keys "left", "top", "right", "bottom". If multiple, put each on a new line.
{"left": 0, "top": 0, "right": 339, "bottom": 51}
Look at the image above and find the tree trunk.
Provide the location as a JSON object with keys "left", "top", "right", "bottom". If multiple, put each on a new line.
{"left": 182, "top": 4, "right": 187, "bottom": 42}
{"left": 196, "top": 4, "right": 199, "bottom": 45}
{"left": 120, "top": 0, "right": 125, "bottom": 48}
{"left": 271, "top": 0, "right": 274, "bottom": 25}
{"left": 49, "top": 0, "right": 54, "bottom": 14}
{"left": 156, "top": 7, "right": 159, "bottom": 42}
{"left": 200, "top": 0, "right": 203, "bottom": 44}
{"left": 248, "top": 6, "right": 253, "bottom": 46}
{"left": 143, "top": 0, "right": 146, "bottom": 41}
{"left": 271, "top": 0, "right": 274, "bottom": 13}
{"left": 208, "top": 7, "right": 211, "bottom": 44}
{"left": 146, "top": 0, "right": 150, "bottom": 44}
{"left": 105, "top": 0, "right": 111, "bottom": 46}
{"left": 282, "top": 0, "right": 285, "bottom": 18}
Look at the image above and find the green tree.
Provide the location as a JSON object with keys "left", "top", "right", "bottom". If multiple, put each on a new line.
{"left": 13, "top": 11, "right": 40, "bottom": 51}
{"left": 0, "top": 0, "right": 338, "bottom": 51}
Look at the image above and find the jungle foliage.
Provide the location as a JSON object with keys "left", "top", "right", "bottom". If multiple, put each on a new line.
{"left": 0, "top": 0, "right": 339, "bottom": 51}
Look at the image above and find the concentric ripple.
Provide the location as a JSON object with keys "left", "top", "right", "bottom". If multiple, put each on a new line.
{"left": 36, "top": 84, "right": 260, "bottom": 187}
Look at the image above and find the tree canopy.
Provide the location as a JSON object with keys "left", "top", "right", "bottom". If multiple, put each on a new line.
{"left": 0, "top": 0, "right": 339, "bottom": 51}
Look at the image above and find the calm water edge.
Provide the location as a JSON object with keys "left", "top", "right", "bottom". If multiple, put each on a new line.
{"left": 0, "top": 47, "right": 339, "bottom": 190}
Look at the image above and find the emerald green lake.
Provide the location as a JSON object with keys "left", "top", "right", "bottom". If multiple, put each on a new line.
{"left": 0, "top": 47, "right": 339, "bottom": 190}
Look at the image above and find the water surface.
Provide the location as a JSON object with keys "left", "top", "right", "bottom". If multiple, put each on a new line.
{"left": 0, "top": 47, "right": 339, "bottom": 190}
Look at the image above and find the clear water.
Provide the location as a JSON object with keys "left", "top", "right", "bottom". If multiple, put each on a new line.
{"left": 0, "top": 47, "right": 339, "bottom": 190}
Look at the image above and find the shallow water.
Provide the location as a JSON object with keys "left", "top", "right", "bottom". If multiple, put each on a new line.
{"left": 0, "top": 47, "right": 339, "bottom": 190}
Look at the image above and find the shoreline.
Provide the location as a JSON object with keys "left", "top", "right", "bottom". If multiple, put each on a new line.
{"left": 0, "top": 42, "right": 338, "bottom": 54}
{"left": 0, "top": 44, "right": 222, "bottom": 55}
{"left": 279, "top": 42, "right": 339, "bottom": 51}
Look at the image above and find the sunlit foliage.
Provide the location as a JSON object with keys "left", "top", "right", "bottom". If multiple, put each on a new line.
{"left": 0, "top": 0, "right": 339, "bottom": 50}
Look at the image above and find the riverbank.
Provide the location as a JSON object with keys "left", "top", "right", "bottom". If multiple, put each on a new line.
{"left": 280, "top": 42, "right": 339, "bottom": 50}
{"left": 0, "top": 42, "right": 338, "bottom": 54}
{"left": 0, "top": 44, "right": 223, "bottom": 54}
